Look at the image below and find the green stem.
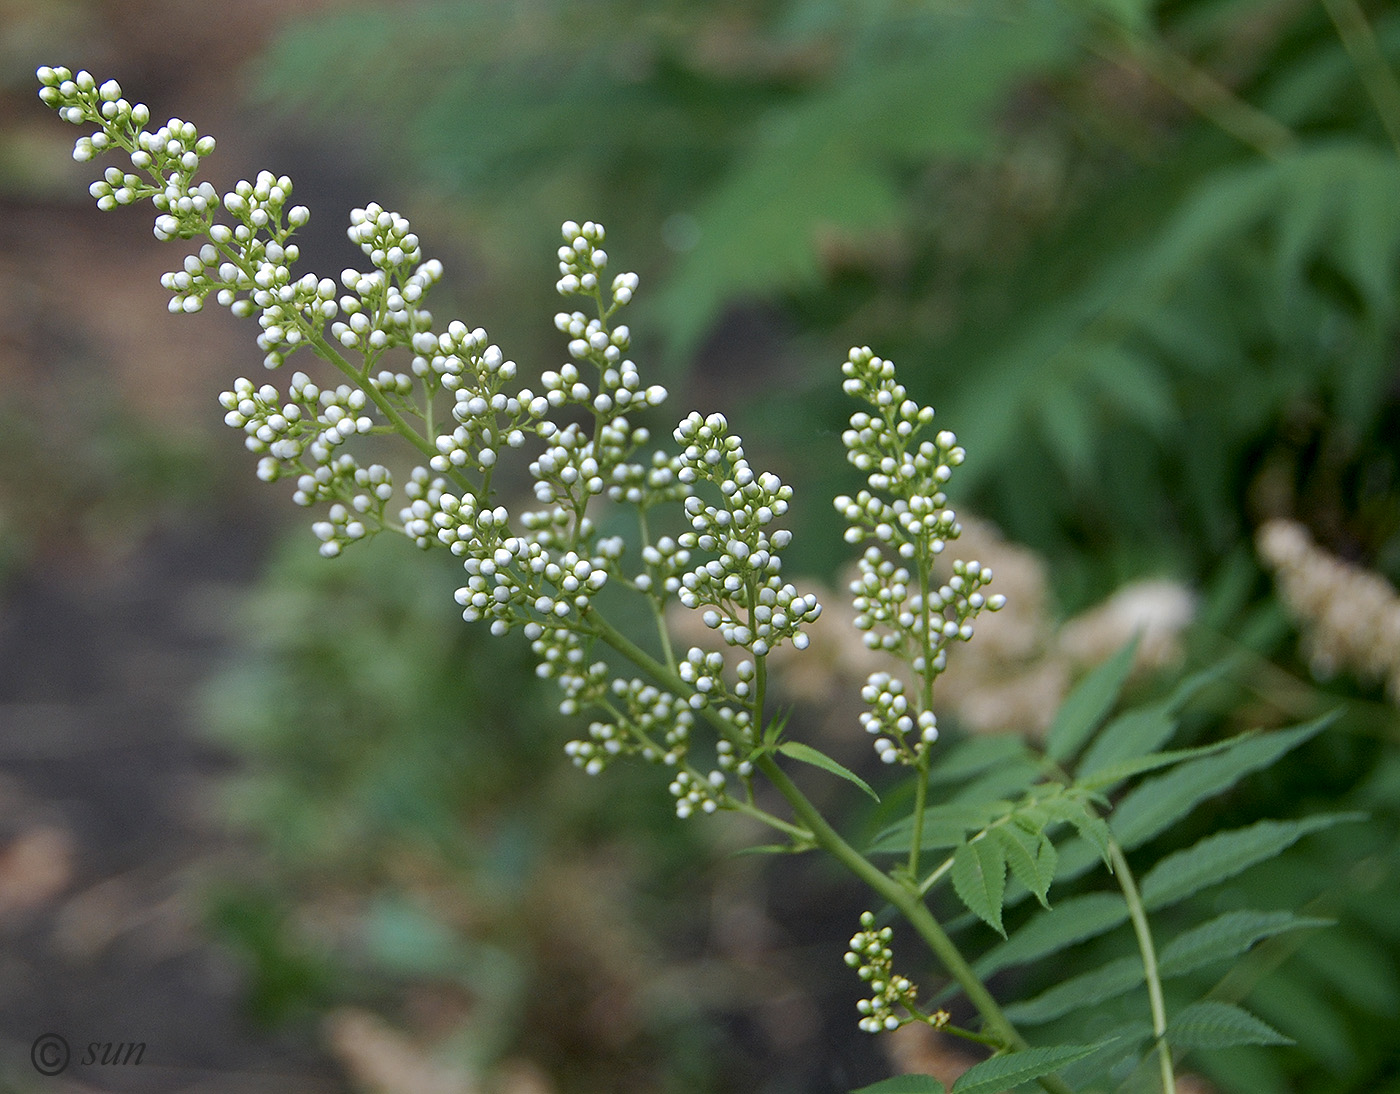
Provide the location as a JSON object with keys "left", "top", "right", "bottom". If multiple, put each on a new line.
{"left": 758, "top": 755, "right": 1076, "bottom": 1094}
{"left": 582, "top": 610, "right": 1044, "bottom": 1059}
{"left": 908, "top": 762, "right": 929, "bottom": 878}
{"left": 635, "top": 508, "right": 678, "bottom": 674}
{"left": 1110, "top": 840, "right": 1176, "bottom": 1094}
{"left": 1320, "top": 0, "right": 1400, "bottom": 157}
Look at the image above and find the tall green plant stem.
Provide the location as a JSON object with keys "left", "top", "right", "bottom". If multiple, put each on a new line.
{"left": 757, "top": 754, "right": 1075, "bottom": 1094}
{"left": 579, "top": 608, "right": 1072, "bottom": 1093}
{"left": 1320, "top": 0, "right": 1400, "bottom": 157}
{"left": 1110, "top": 840, "right": 1176, "bottom": 1094}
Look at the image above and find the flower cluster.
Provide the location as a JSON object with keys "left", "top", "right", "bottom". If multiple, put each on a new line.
{"left": 41, "top": 66, "right": 992, "bottom": 833}
{"left": 844, "top": 912, "right": 947, "bottom": 1034}
{"left": 673, "top": 412, "right": 823, "bottom": 657}
{"left": 836, "top": 347, "right": 1005, "bottom": 764}
{"left": 1257, "top": 519, "right": 1400, "bottom": 701}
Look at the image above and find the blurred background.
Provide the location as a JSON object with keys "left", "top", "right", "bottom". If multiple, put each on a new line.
{"left": 1, "top": 0, "right": 1399, "bottom": 1091}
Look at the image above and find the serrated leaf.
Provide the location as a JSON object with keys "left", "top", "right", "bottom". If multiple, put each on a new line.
{"left": 1075, "top": 700, "right": 1177, "bottom": 782}
{"left": 1074, "top": 734, "right": 1243, "bottom": 792}
{"left": 1158, "top": 910, "right": 1332, "bottom": 978}
{"left": 1076, "top": 665, "right": 1220, "bottom": 780}
{"left": 952, "top": 838, "right": 1008, "bottom": 936}
{"left": 1039, "top": 795, "right": 1112, "bottom": 864}
{"left": 950, "top": 1040, "right": 1113, "bottom": 1093}
{"left": 1168, "top": 1001, "right": 1293, "bottom": 1048}
{"left": 1057, "top": 1021, "right": 1155, "bottom": 1090}
{"left": 851, "top": 1076, "right": 946, "bottom": 1094}
{"left": 1045, "top": 637, "right": 1139, "bottom": 762}
{"left": 1002, "top": 956, "right": 1144, "bottom": 1024}
{"left": 975, "top": 892, "right": 1129, "bottom": 976}
{"left": 1110, "top": 716, "right": 1334, "bottom": 851}
{"left": 778, "top": 741, "right": 879, "bottom": 801}
{"left": 1140, "top": 813, "right": 1364, "bottom": 911}
{"left": 991, "top": 824, "right": 1056, "bottom": 909}
{"left": 947, "top": 757, "right": 1045, "bottom": 805}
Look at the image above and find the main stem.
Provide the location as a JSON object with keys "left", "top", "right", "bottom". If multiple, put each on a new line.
{"left": 582, "top": 614, "right": 1032, "bottom": 1043}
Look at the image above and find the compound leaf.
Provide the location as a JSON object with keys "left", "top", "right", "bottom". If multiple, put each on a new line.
{"left": 991, "top": 824, "right": 1057, "bottom": 909}
{"left": 975, "top": 892, "right": 1129, "bottom": 976}
{"left": 1002, "top": 956, "right": 1144, "bottom": 1025}
{"left": 1111, "top": 716, "right": 1334, "bottom": 851}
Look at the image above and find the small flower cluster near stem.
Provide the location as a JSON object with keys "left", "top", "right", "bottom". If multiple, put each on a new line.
{"left": 845, "top": 911, "right": 951, "bottom": 1033}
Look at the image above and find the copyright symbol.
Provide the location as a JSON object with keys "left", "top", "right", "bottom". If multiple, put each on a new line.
{"left": 31, "top": 1033, "right": 70, "bottom": 1076}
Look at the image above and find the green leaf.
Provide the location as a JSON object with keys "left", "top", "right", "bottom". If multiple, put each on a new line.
{"left": 1140, "top": 813, "right": 1365, "bottom": 911}
{"left": 1039, "top": 794, "right": 1112, "bottom": 865}
{"left": 1074, "top": 734, "right": 1243, "bottom": 793}
{"left": 1002, "top": 956, "right": 1144, "bottom": 1024}
{"left": 1110, "top": 716, "right": 1334, "bottom": 851}
{"left": 1075, "top": 665, "right": 1221, "bottom": 780}
{"left": 1075, "top": 699, "right": 1177, "bottom": 782}
{"left": 851, "top": 1076, "right": 946, "bottom": 1094}
{"left": 1158, "top": 910, "right": 1333, "bottom": 978}
{"left": 928, "top": 735, "right": 1033, "bottom": 786}
{"left": 1168, "top": 1001, "right": 1293, "bottom": 1048}
{"left": 950, "top": 1040, "right": 1113, "bottom": 1093}
{"left": 867, "top": 800, "right": 1011, "bottom": 855}
{"left": 951, "top": 838, "right": 1008, "bottom": 936}
{"left": 947, "top": 757, "right": 1045, "bottom": 806}
{"left": 778, "top": 741, "right": 880, "bottom": 801}
{"left": 991, "top": 824, "right": 1057, "bottom": 909}
{"left": 1045, "top": 637, "right": 1139, "bottom": 763}
{"left": 975, "top": 892, "right": 1129, "bottom": 976}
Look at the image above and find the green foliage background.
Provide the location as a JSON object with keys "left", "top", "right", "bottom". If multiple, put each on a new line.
{"left": 251, "top": 0, "right": 1400, "bottom": 606}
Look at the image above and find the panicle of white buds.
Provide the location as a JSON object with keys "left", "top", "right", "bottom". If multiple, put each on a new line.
{"left": 41, "top": 68, "right": 995, "bottom": 843}
{"left": 844, "top": 912, "right": 947, "bottom": 1034}
{"left": 672, "top": 411, "right": 822, "bottom": 658}
{"left": 836, "top": 347, "right": 1004, "bottom": 765}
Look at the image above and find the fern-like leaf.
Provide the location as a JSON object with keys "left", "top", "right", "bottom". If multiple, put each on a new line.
{"left": 975, "top": 892, "right": 1129, "bottom": 977}
{"left": 1001, "top": 956, "right": 1143, "bottom": 1024}
{"left": 1158, "top": 910, "right": 1333, "bottom": 978}
{"left": 1110, "top": 716, "right": 1334, "bottom": 851}
{"left": 1168, "top": 1001, "right": 1294, "bottom": 1048}
{"left": 1140, "top": 814, "right": 1365, "bottom": 911}
{"left": 950, "top": 1039, "right": 1118, "bottom": 1093}
{"left": 1044, "top": 636, "right": 1138, "bottom": 763}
